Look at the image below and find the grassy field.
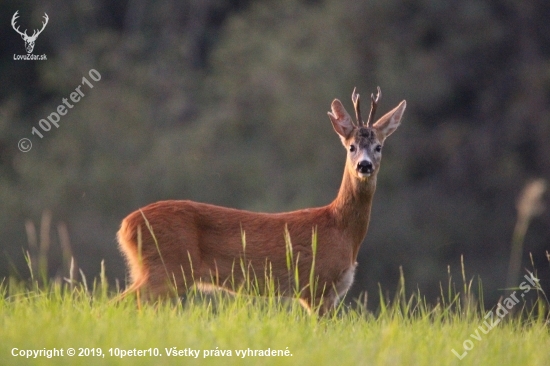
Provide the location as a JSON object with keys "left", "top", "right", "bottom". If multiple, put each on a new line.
{"left": 1, "top": 267, "right": 549, "bottom": 366}
{"left": 3, "top": 180, "right": 544, "bottom": 365}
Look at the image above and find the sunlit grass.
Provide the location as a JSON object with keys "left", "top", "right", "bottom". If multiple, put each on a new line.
{"left": 1, "top": 260, "right": 549, "bottom": 366}
{"left": 4, "top": 179, "right": 548, "bottom": 365}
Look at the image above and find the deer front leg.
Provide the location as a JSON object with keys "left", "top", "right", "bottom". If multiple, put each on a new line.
{"left": 308, "top": 264, "right": 358, "bottom": 316}
{"left": 298, "top": 292, "right": 338, "bottom": 317}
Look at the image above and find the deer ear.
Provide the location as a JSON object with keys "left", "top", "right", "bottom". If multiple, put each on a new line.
{"left": 372, "top": 100, "right": 406, "bottom": 142}
{"left": 328, "top": 99, "right": 354, "bottom": 144}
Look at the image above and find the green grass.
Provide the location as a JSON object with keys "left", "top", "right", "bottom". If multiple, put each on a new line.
{"left": 1, "top": 268, "right": 549, "bottom": 366}
{"left": 7, "top": 181, "right": 546, "bottom": 365}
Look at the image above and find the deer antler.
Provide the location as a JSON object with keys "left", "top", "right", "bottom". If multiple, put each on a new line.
{"left": 11, "top": 11, "right": 28, "bottom": 38}
{"left": 11, "top": 11, "right": 48, "bottom": 40}
{"left": 351, "top": 87, "right": 362, "bottom": 126}
{"left": 31, "top": 13, "right": 49, "bottom": 39}
{"left": 366, "top": 86, "right": 381, "bottom": 127}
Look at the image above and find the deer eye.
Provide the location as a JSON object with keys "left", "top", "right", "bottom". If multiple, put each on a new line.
{"left": 375, "top": 145, "right": 382, "bottom": 153}
{"left": 349, "top": 145, "right": 356, "bottom": 152}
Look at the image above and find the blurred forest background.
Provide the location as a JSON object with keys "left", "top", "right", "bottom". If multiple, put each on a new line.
{"left": 0, "top": 0, "right": 549, "bottom": 307}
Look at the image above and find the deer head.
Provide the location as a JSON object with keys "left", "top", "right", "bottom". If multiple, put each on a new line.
{"left": 12, "top": 11, "right": 49, "bottom": 54}
{"left": 328, "top": 87, "right": 406, "bottom": 180}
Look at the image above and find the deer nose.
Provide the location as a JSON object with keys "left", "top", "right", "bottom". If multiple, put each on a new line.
{"left": 357, "top": 160, "right": 373, "bottom": 175}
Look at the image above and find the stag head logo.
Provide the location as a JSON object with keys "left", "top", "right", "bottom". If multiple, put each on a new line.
{"left": 12, "top": 11, "right": 49, "bottom": 54}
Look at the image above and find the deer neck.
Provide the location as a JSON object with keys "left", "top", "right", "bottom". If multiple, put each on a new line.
{"left": 330, "top": 168, "right": 377, "bottom": 257}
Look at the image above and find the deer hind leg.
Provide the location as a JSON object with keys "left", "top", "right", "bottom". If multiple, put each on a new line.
{"left": 116, "top": 246, "right": 197, "bottom": 303}
{"left": 112, "top": 272, "right": 148, "bottom": 304}
{"left": 113, "top": 263, "right": 196, "bottom": 308}
{"left": 135, "top": 245, "right": 200, "bottom": 301}
{"left": 145, "top": 264, "right": 193, "bottom": 299}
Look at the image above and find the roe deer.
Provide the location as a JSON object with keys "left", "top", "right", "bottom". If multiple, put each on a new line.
{"left": 117, "top": 87, "right": 406, "bottom": 315}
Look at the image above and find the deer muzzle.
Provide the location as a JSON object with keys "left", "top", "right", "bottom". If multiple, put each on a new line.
{"left": 356, "top": 160, "right": 373, "bottom": 176}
